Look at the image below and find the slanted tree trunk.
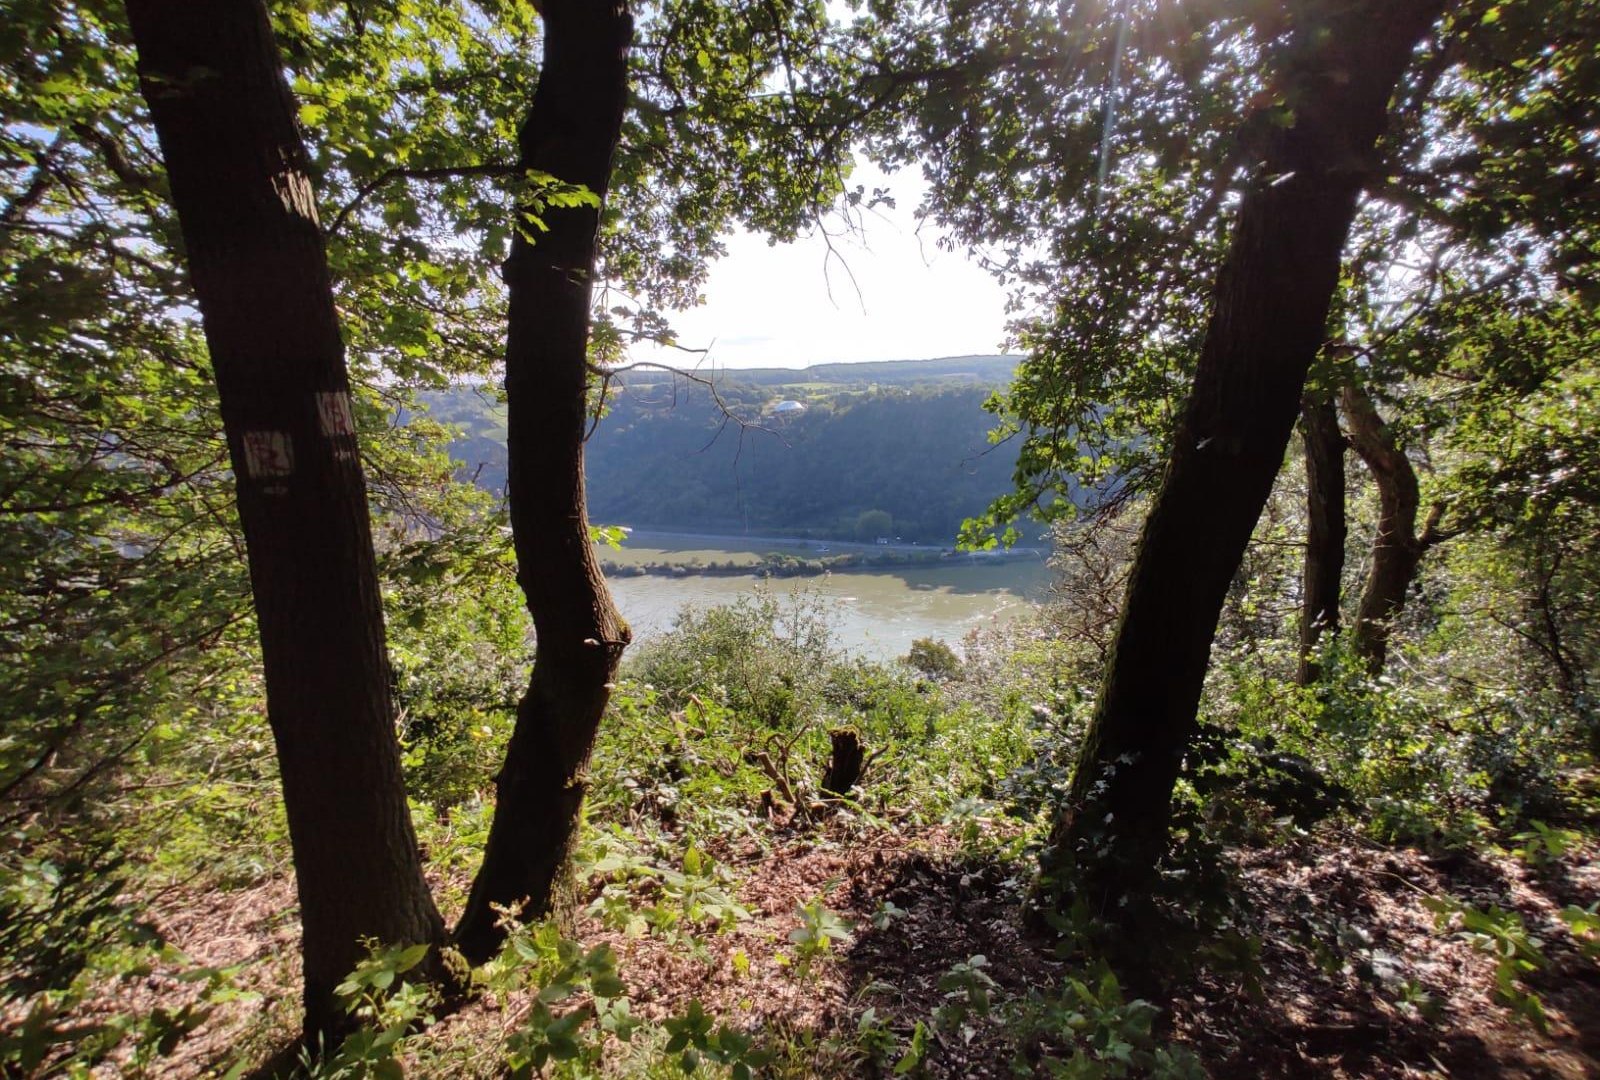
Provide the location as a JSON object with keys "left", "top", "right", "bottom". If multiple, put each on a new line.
{"left": 1298, "top": 394, "right": 1347, "bottom": 684}
{"left": 1341, "top": 384, "right": 1449, "bottom": 673}
{"left": 1035, "top": 0, "right": 1447, "bottom": 938}
{"left": 123, "top": 0, "right": 445, "bottom": 1037}
{"left": 453, "top": 0, "right": 633, "bottom": 964}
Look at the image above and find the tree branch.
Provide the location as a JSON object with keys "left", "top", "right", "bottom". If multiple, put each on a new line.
{"left": 325, "top": 161, "right": 520, "bottom": 237}
{"left": 70, "top": 122, "right": 160, "bottom": 192}
{"left": 0, "top": 132, "right": 68, "bottom": 231}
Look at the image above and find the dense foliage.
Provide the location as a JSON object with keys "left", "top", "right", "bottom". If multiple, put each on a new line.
{"left": 2, "top": 0, "right": 1598, "bottom": 1076}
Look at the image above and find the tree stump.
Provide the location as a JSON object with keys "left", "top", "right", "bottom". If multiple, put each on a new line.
{"left": 822, "top": 729, "right": 866, "bottom": 798}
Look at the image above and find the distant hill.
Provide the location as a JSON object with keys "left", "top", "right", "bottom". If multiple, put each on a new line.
{"left": 422, "top": 354, "right": 1050, "bottom": 545}
{"left": 612, "top": 354, "right": 1020, "bottom": 389}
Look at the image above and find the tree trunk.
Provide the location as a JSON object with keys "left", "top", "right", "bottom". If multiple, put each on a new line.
{"left": 1035, "top": 0, "right": 1447, "bottom": 937}
{"left": 1297, "top": 394, "right": 1347, "bottom": 684}
{"left": 453, "top": 0, "right": 633, "bottom": 965}
{"left": 123, "top": 0, "right": 445, "bottom": 1037}
{"left": 1342, "top": 384, "right": 1440, "bottom": 673}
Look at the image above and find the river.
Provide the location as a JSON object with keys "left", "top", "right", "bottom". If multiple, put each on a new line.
{"left": 601, "top": 531, "right": 1053, "bottom": 661}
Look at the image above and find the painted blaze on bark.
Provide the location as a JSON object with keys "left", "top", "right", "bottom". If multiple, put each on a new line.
{"left": 122, "top": 0, "right": 445, "bottom": 1037}
{"left": 453, "top": 0, "right": 634, "bottom": 964}
{"left": 1035, "top": 0, "right": 1451, "bottom": 938}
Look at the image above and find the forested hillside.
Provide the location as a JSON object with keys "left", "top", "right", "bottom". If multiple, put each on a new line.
{"left": 425, "top": 356, "right": 1042, "bottom": 544}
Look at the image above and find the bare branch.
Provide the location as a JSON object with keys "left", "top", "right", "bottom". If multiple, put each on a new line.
{"left": 585, "top": 358, "right": 778, "bottom": 442}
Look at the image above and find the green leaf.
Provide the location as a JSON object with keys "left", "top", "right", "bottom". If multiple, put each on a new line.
{"left": 537, "top": 980, "right": 575, "bottom": 1004}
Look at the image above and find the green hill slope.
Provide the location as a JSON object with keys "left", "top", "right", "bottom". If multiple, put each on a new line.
{"left": 424, "top": 355, "right": 1043, "bottom": 545}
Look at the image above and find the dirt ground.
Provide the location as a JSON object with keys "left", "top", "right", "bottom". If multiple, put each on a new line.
{"left": 108, "top": 822, "right": 1600, "bottom": 1078}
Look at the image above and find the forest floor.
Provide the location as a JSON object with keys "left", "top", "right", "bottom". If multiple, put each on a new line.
{"left": 112, "top": 818, "right": 1600, "bottom": 1079}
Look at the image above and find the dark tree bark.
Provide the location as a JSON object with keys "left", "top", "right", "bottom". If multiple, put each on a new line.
{"left": 1035, "top": 0, "right": 1448, "bottom": 936}
{"left": 1297, "top": 394, "right": 1347, "bottom": 684}
{"left": 123, "top": 0, "right": 445, "bottom": 1037}
{"left": 453, "top": 0, "right": 634, "bottom": 964}
{"left": 1341, "top": 384, "right": 1449, "bottom": 673}
{"left": 822, "top": 729, "right": 867, "bottom": 798}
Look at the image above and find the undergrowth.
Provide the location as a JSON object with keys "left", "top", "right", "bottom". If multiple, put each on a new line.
{"left": 4, "top": 585, "right": 1597, "bottom": 1077}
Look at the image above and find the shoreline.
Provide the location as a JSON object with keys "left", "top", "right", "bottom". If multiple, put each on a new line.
{"left": 606, "top": 526, "right": 1050, "bottom": 558}
{"left": 599, "top": 540, "right": 1047, "bottom": 581}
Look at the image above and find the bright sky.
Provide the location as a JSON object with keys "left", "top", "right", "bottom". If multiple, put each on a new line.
{"left": 628, "top": 161, "right": 1014, "bottom": 371}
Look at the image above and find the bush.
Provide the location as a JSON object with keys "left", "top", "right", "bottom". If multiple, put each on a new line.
{"left": 905, "top": 637, "right": 962, "bottom": 680}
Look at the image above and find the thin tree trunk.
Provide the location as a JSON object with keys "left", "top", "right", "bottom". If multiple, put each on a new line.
{"left": 1298, "top": 394, "right": 1346, "bottom": 684}
{"left": 453, "top": 0, "right": 633, "bottom": 965}
{"left": 123, "top": 0, "right": 445, "bottom": 1037}
{"left": 1524, "top": 544, "right": 1595, "bottom": 753}
{"left": 1036, "top": 0, "right": 1447, "bottom": 938}
{"left": 1342, "top": 383, "right": 1444, "bottom": 673}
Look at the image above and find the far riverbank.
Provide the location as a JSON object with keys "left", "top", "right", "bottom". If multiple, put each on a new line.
{"left": 599, "top": 528, "right": 1049, "bottom": 580}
